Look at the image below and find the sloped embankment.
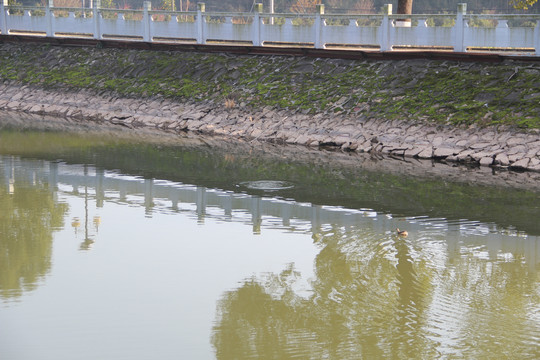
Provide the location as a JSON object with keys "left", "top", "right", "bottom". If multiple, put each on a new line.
{"left": 0, "top": 42, "right": 539, "bottom": 171}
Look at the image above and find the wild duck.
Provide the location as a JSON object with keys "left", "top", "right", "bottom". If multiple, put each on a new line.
{"left": 396, "top": 228, "right": 408, "bottom": 237}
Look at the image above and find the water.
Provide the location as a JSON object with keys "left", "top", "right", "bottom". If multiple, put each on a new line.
{"left": 1, "top": 117, "right": 539, "bottom": 359}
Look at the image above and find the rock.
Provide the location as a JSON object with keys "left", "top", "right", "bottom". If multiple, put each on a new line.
{"left": 529, "top": 158, "right": 540, "bottom": 167}
{"left": 479, "top": 157, "right": 493, "bottom": 166}
{"left": 526, "top": 148, "right": 538, "bottom": 158}
{"left": 455, "top": 139, "right": 468, "bottom": 147}
{"left": 10, "top": 92, "right": 23, "bottom": 101}
{"left": 495, "top": 153, "right": 509, "bottom": 166}
{"left": 405, "top": 146, "right": 429, "bottom": 158}
{"left": 360, "top": 145, "right": 372, "bottom": 152}
{"left": 433, "top": 147, "right": 456, "bottom": 158}
{"left": 334, "top": 137, "right": 350, "bottom": 146}
{"left": 456, "top": 149, "right": 475, "bottom": 161}
{"left": 526, "top": 140, "right": 540, "bottom": 148}
{"left": 511, "top": 158, "right": 530, "bottom": 169}
{"left": 7, "top": 101, "right": 20, "bottom": 109}
{"left": 471, "top": 152, "right": 490, "bottom": 161}
{"left": 187, "top": 120, "right": 204, "bottom": 129}
{"left": 29, "top": 104, "right": 43, "bottom": 113}
{"left": 251, "top": 129, "right": 263, "bottom": 139}
{"left": 508, "top": 154, "right": 523, "bottom": 163}
{"left": 469, "top": 142, "right": 491, "bottom": 150}
{"left": 506, "top": 137, "right": 523, "bottom": 146}
{"left": 417, "top": 147, "right": 433, "bottom": 159}
{"left": 432, "top": 136, "right": 444, "bottom": 147}
{"left": 506, "top": 145, "right": 527, "bottom": 155}
{"left": 183, "top": 111, "right": 206, "bottom": 121}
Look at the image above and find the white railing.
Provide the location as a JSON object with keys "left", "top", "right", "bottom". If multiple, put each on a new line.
{"left": 1, "top": 1, "right": 539, "bottom": 55}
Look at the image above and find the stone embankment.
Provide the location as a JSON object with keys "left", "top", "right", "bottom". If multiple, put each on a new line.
{"left": 0, "top": 42, "right": 539, "bottom": 172}
{"left": 1, "top": 83, "right": 539, "bottom": 172}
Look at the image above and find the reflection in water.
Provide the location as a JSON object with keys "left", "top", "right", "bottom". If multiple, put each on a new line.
{"left": 70, "top": 165, "right": 101, "bottom": 250}
{"left": 1, "top": 142, "right": 540, "bottom": 358}
{"left": 0, "top": 157, "right": 68, "bottom": 299}
{"left": 213, "top": 225, "right": 540, "bottom": 359}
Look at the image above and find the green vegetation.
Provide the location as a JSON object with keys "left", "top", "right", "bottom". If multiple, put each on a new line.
{"left": 0, "top": 43, "right": 539, "bottom": 129}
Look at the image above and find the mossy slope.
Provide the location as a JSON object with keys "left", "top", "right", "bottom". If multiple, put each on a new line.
{"left": 1, "top": 43, "right": 539, "bottom": 129}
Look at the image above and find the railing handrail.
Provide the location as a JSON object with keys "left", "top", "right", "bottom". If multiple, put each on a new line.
{"left": 5, "top": 5, "right": 540, "bottom": 20}
{"left": 1, "top": 2, "right": 539, "bottom": 56}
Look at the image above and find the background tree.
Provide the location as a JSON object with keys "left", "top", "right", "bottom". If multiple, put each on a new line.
{"left": 178, "top": 0, "right": 190, "bottom": 11}
{"left": 510, "top": 0, "right": 537, "bottom": 9}
{"left": 397, "top": 0, "right": 413, "bottom": 14}
{"left": 290, "top": 0, "right": 321, "bottom": 13}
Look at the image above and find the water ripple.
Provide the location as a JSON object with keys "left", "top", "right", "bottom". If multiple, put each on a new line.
{"left": 239, "top": 180, "right": 294, "bottom": 191}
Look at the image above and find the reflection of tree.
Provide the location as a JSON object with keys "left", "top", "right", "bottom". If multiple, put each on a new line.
{"left": 436, "top": 254, "right": 540, "bottom": 358}
{"left": 388, "top": 235, "right": 433, "bottom": 359}
{"left": 213, "top": 277, "right": 304, "bottom": 359}
{"left": 212, "top": 227, "right": 539, "bottom": 359}
{"left": 0, "top": 180, "right": 68, "bottom": 299}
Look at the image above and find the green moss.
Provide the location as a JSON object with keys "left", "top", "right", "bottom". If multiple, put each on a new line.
{"left": 1, "top": 43, "right": 539, "bottom": 129}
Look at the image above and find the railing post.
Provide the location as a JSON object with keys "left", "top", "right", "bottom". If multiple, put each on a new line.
{"left": 495, "top": 19, "right": 509, "bottom": 48}
{"left": 93, "top": 0, "right": 101, "bottom": 40}
{"left": 315, "top": 4, "right": 324, "bottom": 49}
{"left": 535, "top": 20, "right": 540, "bottom": 56}
{"left": 197, "top": 2, "right": 205, "bottom": 44}
{"left": 46, "top": 0, "right": 54, "bottom": 37}
{"left": 454, "top": 3, "right": 467, "bottom": 52}
{"left": 252, "top": 3, "right": 262, "bottom": 47}
{"left": 380, "top": 4, "right": 392, "bottom": 51}
{"left": 269, "top": 0, "right": 274, "bottom": 25}
{"left": 143, "top": 1, "right": 151, "bottom": 42}
{"left": 0, "top": 0, "right": 7, "bottom": 35}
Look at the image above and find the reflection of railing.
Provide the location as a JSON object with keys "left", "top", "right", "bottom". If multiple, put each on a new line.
{"left": 1, "top": 2, "right": 539, "bottom": 55}
{"left": 2, "top": 155, "right": 540, "bottom": 268}
{"left": 70, "top": 164, "right": 101, "bottom": 250}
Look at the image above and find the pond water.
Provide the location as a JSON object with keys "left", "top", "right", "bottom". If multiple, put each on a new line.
{"left": 1, "top": 117, "right": 539, "bottom": 359}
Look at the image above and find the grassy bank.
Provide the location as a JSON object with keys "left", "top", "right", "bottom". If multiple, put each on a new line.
{"left": 1, "top": 42, "right": 539, "bottom": 129}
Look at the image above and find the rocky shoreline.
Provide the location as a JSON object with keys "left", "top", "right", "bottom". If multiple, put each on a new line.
{"left": 0, "top": 83, "right": 539, "bottom": 172}
{"left": 2, "top": 110, "right": 540, "bottom": 192}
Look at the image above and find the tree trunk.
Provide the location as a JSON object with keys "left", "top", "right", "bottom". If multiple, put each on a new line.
{"left": 396, "top": 0, "right": 413, "bottom": 27}
{"left": 397, "top": 0, "right": 413, "bottom": 14}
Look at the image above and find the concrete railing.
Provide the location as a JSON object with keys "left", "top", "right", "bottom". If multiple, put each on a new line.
{"left": 1, "top": 1, "right": 539, "bottom": 55}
